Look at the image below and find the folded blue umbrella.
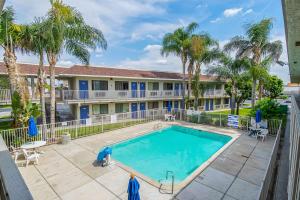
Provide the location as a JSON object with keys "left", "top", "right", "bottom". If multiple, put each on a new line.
{"left": 128, "top": 177, "right": 140, "bottom": 200}
{"left": 28, "top": 116, "right": 38, "bottom": 137}
{"left": 256, "top": 109, "right": 262, "bottom": 123}
{"left": 97, "top": 147, "right": 112, "bottom": 161}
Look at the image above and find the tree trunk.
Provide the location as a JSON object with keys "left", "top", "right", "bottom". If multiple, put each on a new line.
{"left": 187, "top": 61, "right": 193, "bottom": 108}
{"left": 258, "top": 80, "right": 263, "bottom": 100}
{"left": 38, "top": 53, "right": 47, "bottom": 137}
{"left": 251, "top": 79, "right": 256, "bottom": 109}
{"left": 230, "top": 82, "right": 236, "bottom": 115}
{"left": 47, "top": 53, "right": 57, "bottom": 136}
{"left": 3, "top": 49, "right": 19, "bottom": 96}
{"left": 181, "top": 56, "right": 187, "bottom": 110}
{"left": 236, "top": 102, "right": 240, "bottom": 115}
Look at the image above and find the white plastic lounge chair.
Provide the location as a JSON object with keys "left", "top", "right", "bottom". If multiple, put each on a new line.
{"left": 22, "top": 149, "right": 39, "bottom": 167}
{"left": 171, "top": 115, "right": 176, "bottom": 121}
{"left": 256, "top": 129, "right": 268, "bottom": 142}
{"left": 164, "top": 114, "right": 170, "bottom": 121}
{"left": 10, "top": 146, "right": 23, "bottom": 163}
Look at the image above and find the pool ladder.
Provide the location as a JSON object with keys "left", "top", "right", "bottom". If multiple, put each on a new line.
{"left": 159, "top": 170, "right": 175, "bottom": 194}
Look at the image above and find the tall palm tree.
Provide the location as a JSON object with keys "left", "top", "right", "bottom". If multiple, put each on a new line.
{"left": 43, "top": 0, "right": 107, "bottom": 127}
{"left": 0, "top": 7, "right": 28, "bottom": 104}
{"left": 207, "top": 53, "right": 251, "bottom": 114}
{"left": 161, "top": 22, "right": 198, "bottom": 109}
{"left": 20, "top": 19, "right": 48, "bottom": 129}
{"left": 224, "top": 19, "right": 283, "bottom": 108}
{"left": 187, "top": 34, "right": 219, "bottom": 108}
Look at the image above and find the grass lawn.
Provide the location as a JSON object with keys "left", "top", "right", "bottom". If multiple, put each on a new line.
{"left": 211, "top": 108, "right": 252, "bottom": 116}
{"left": 0, "top": 120, "right": 13, "bottom": 131}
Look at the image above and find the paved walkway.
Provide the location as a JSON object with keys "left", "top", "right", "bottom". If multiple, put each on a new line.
{"left": 16, "top": 121, "right": 276, "bottom": 200}
{"left": 175, "top": 134, "right": 275, "bottom": 200}
{"left": 274, "top": 114, "right": 290, "bottom": 200}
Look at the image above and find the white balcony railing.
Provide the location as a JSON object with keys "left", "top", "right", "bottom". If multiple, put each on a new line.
{"left": 62, "top": 90, "right": 184, "bottom": 101}
{"left": 62, "top": 89, "right": 226, "bottom": 101}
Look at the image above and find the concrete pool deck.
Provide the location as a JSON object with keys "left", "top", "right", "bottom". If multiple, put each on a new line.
{"left": 16, "top": 121, "right": 275, "bottom": 200}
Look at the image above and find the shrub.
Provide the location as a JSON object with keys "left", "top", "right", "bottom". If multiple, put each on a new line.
{"left": 250, "top": 98, "right": 287, "bottom": 119}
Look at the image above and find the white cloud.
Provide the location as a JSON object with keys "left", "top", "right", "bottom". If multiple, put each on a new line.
{"left": 223, "top": 8, "right": 243, "bottom": 17}
{"left": 130, "top": 21, "right": 186, "bottom": 41}
{"left": 243, "top": 9, "right": 253, "bottom": 16}
{"left": 57, "top": 60, "right": 74, "bottom": 66}
{"left": 5, "top": 0, "right": 172, "bottom": 43}
{"left": 210, "top": 17, "right": 221, "bottom": 23}
{"left": 119, "top": 44, "right": 181, "bottom": 71}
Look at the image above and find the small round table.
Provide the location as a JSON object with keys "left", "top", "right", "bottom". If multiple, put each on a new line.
{"left": 21, "top": 141, "right": 47, "bottom": 150}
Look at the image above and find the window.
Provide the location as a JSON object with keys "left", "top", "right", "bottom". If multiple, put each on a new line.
{"left": 115, "top": 103, "right": 129, "bottom": 113}
{"left": 148, "top": 82, "right": 159, "bottom": 90}
{"left": 148, "top": 102, "right": 159, "bottom": 109}
{"left": 92, "top": 104, "right": 109, "bottom": 115}
{"left": 163, "top": 83, "right": 173, "bottom": 90}
{"left": 115, "top": 81, "right": 129, "bottom": 90}
{"left": 92, "top": 80, "right": 108, "bottom": 90}
{"left": 224, "top": 98, "right": 229, "bottom": 104}
{"left": 163, "top": 101, "right": 172, "bottom": 108}
{"left": 216, "top": 84, "right": 222, "bottom": 90}
{"left": 215, "top": 99, "right": 221, "bottom": 105}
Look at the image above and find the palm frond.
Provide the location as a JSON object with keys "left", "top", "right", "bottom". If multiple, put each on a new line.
{"left": 65, "top": 40, "right": 90, "bottom": 65}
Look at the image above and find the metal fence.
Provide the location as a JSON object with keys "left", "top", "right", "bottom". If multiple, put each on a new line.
{"left": 0, "top": 109, "right": 282, "bottom": 149}
{"left": 288, "top": 95, "right": 300, "bottom": 200}
{"left": 0, "top": 109, "right": 169, "bottom": 148}
{"left": 258, "top": 119, "right": 282, "bottom": 200}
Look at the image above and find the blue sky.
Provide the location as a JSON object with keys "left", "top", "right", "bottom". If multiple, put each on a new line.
{"left": 5, "top": 0, "right": 289, "bottom": 83}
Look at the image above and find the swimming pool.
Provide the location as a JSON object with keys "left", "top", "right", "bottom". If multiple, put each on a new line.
{"left": 112, "top": 125, "right": 232, "bottom": 183}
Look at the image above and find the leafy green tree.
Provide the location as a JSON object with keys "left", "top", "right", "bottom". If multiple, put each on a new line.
{"left": 161, "top": 22, "right": 198, "bottom": 108}
{"left": 207, "top": 52, "right": 251, "bottom": 114}
{"left": 43, "top": 0, "right": 107, "bottom": 126}
{"left": 225, "top": 75, "right": 252, "bottom": 115}
{"left": 224, "top": 19, "right": 283, "bottom": 108}
{"left": 264, "top": 75, "right": 283, "bottom": 99}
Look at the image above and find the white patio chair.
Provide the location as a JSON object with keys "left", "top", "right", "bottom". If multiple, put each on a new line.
{"left": 10, "top": 146, "right": 23, "bottom": 163}
{"left": 22, "top": 149, "right": 40, "bottom": 167}
{"left": 256, "top": 129, "right": 268, "bottom": 142}
{"left": 164, "top": 114, "right": 170, "bottom": 121}
{"left": 171, "top": 115, "right": 176, "bottom": 121}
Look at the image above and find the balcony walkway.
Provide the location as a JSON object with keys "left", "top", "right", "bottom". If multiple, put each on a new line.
{"left": 16, "top": 121, "right": 275, "bottom": 200}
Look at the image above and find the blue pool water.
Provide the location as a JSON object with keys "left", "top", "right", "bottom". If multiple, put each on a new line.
{"left": 112, "top": 125, "right": 232, "bottom": 182}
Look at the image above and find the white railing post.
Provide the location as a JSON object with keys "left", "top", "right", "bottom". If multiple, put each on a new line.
{"left": 101, "top": 116, "right": 104, "bottom": 133}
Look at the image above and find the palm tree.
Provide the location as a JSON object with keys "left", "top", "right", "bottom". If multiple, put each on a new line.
{"left": 207, "top": 53, "right": 251, "bottom": 114}
{"left": 43, "top": 0, "right": 107, "bottom": 127}
{"left": 161, "top": 22, "right": 198, "bottom": 109}
{"left": 224, "top": 19, "right": 283, "bottom": 108}
{"left": 19, "top": 19, "right": 48, "bottom": 129}
{"left": 0, "top": 7, "right": 29, "bottom": 105}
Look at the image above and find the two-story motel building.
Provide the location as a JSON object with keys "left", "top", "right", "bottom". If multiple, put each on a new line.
{"left": 0, "top": 62, "right": 229, "bottom": 122}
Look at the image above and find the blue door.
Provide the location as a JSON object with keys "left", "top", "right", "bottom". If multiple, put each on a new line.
{"left": 175, "top": 83, "right": 180, "bottom": 96}
{"left": 79, "top": 80, "right": 88, "bottom": 99}
{"left": 131, "top": 82, "right": 137, "bottom": 98}
{"left": 80, "top": 105, "right": 89, "bottom": 124}
{"left": 205, "top": 100, "right": 209, "bottom": 111}
{"left": 210, "top": 99, "right": 214, "bottom": 110}
{"left": 140, "top": 102, "right": 146, "bottom": 118}
{"left": 131, "top": 103, "right": 138, "bottom": 118}
{"left": 140, "top": 82, "right": 145, "bottom": 98}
